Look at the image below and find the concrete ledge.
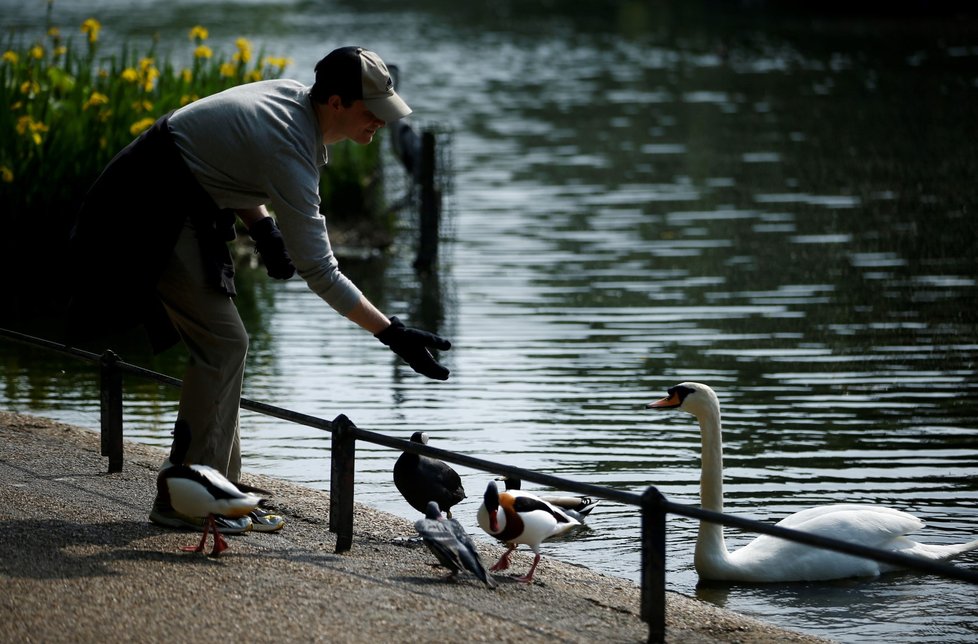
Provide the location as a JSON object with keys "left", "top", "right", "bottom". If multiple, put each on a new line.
{"left": 0, "top": 411, "right": 829, "bottom": 643}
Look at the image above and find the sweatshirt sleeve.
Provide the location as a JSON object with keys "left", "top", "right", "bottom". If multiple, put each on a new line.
{"left": 169, "top": 80, "right": 362, "bottom": 315}
{"left": 263, "top": 145, "right": 362, "bottom": 315}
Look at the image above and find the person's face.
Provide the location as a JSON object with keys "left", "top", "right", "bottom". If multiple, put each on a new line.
{"left": 337, "top": 99, "right": 386, "bottom": 144}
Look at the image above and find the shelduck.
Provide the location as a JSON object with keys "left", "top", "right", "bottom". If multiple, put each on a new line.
{"left": 476, "top": 480, "right": 579, "bottom": 583}
{"left": 156, "top": 420, "right": 263, "bottom": 557}
{"left": 496, "top": 476, "right": 600, "bottom": 524}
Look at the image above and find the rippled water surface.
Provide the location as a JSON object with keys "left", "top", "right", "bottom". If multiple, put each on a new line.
{"left": 2, "top": 3, "right": 978, "bottom": 642}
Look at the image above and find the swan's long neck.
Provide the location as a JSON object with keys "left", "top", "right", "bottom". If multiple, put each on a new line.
{"left": 697, "top": 404, "right": 724, "bottom": 513}
{"left": 695, "top": 400, "right": 730, "bottom": 565}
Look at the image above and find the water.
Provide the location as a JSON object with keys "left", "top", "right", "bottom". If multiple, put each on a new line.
{"left": 2, "top": 2, "right": 978, "bottom": 642}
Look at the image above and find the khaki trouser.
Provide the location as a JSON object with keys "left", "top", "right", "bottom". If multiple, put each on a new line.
{"left": 156, "top": 217, "right": 247, "bottom": 481}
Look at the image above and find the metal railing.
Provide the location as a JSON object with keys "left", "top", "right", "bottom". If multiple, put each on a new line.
{"left": 2, "top": 325, "right": 977, "bottom": 644}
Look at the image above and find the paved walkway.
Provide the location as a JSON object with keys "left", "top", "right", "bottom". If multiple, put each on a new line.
{"left": 0, "top": 412, "right": 828, "bottom": 643}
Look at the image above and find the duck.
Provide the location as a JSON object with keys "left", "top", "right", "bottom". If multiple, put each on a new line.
{"left": 496, "top": 476, "right": 600, "bottom": 524}
{"left": 476, "top": 480, "right": 580, "bottom": 583}
{"left": 415, "top": 501, "right": 497, "bottom": 588}
{"left": 156, "top": 420, "right": 264, "bottom": 557}
{"left": 393, "top": 431, "right": 465, "bottom": 518}
{"left": 647, "top": 382, "right": 978, "bottom": 582}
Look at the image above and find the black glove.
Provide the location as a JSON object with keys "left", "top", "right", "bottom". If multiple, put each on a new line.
{"left": 249, "top": 217, "right": 295, "bottom": 280}
{"left": 375, "top": 316, "right": 452, "bottom": 381}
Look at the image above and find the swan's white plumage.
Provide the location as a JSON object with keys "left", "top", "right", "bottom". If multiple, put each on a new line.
{"left": 648, "top": 382, "right": 978, "bottom": 583}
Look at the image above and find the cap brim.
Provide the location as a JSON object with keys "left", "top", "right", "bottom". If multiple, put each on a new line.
{"left": 364, "top": 92, "right": 412, "bottom": 123}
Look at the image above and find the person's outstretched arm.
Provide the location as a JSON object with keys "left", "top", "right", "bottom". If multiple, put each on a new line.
{"left": 346, "top": 296, "right": 452, "bottom": 380}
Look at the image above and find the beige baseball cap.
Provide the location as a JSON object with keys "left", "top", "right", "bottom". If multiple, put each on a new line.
{"left": 313, "top": 46, "right": 412, "bottom": 123}
{"left": 357, "top": 48, "right": 412, "bottom": 122}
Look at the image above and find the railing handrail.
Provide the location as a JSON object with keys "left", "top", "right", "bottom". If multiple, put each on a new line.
{"left": 3, "top": 325, "right": 976, "bottom": 577}
{"left": 3, "top": 325, "right": 977, "bottom": 643}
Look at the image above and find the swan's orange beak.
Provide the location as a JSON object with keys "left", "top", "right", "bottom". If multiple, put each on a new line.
{"left": 647, "top": 392, "right": 681, "bottom": 409}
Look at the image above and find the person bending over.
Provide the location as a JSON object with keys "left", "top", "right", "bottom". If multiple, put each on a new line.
{"left": 67, "top": 46, "right": 451, "bottom": 534}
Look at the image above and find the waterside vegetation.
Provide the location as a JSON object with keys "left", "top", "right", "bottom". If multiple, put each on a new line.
{"left": 1, "top": 16, "right": 293, "bottom": 221}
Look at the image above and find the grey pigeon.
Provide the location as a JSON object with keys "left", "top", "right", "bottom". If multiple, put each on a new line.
{"left": 415, "top": 501, "right": 496, "bottom": 588}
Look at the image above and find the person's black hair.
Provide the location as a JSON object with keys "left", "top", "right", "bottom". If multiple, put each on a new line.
{"left": 311, "top": 46, "right": 364, "bottom": 106}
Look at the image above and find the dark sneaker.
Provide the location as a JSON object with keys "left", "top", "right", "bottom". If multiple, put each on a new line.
{"left": 150, "top": 505, "right": 252, "bottom": 534}
{"left": 249, "top": 508, "right": 285, "bottom": 533}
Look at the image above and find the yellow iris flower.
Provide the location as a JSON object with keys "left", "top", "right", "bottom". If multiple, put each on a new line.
{"left": 263, "top": 56, "right": 292, "bottom": 70}
{"left": 80, "top": 18, "right": 101, "bottom": 44}
{"left": 83, "top": 91, "right": 109, "bottom": 110}
{"left": 189, "top": 25, "right": 209, "bottom": 42}
{"left": 16, "top": 116, "right": 49, "bottom": 145}
{"left": 235, "top": 38, "right": 252, "bottom": 64}
{"left": 19, "top": 80, "right": 40, "bottom": 95}
{"left": 129, "top": 117, "right": 156, "bottom": 136}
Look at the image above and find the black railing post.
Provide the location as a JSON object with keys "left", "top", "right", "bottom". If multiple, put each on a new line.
{"left": 99, "top": 349, "right": 124, "bottom": 473}
{"left": 413, "top": 130, "right": 440, "bottom": 272}
{"left": 4, "top": 324, "right": 978, "bottom": 610}
{"left": 329, "top": 414, "right": 357, "bottom": 553}
{"left": 386, "top": 116, "right": 441, "bottom": 273}
{"left": 640, "top": 486, "right": 667, "bottom": 643}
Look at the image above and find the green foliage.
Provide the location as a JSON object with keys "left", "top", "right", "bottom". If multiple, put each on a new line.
{"left": 0, "top": 18, "right": 293, "bottom": 220}
{"left": 321, "top": 137, "right": 389, "bottom": 238}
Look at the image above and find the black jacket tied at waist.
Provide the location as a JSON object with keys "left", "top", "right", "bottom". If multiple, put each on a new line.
{"left": 66, "top": 113, "right": 238, "bottom": 353}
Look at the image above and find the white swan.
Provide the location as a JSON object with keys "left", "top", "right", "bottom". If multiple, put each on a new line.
{"left": 647, "top": 382, "right": 978, "bottom": 582}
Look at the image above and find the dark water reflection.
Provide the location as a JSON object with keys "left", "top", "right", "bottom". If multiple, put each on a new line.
{"left": 3, "top": 2, "right": 978, "bottom": 642}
